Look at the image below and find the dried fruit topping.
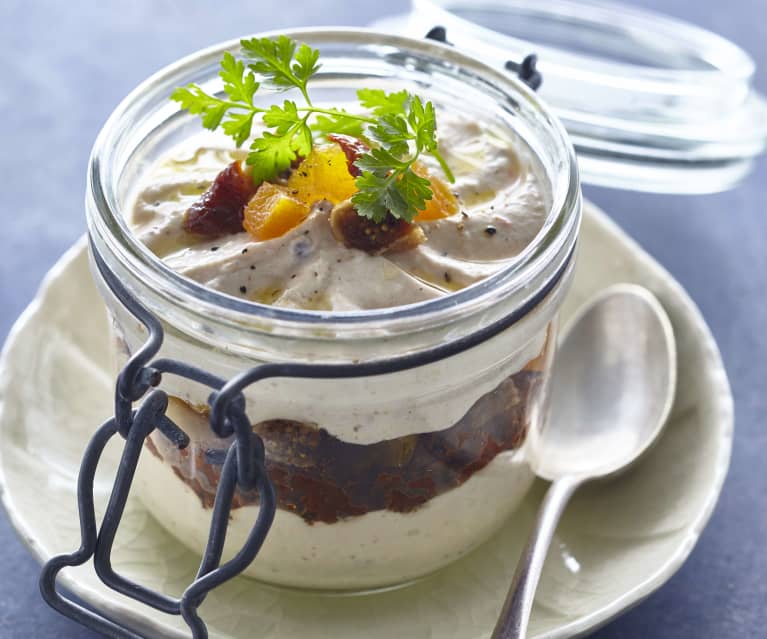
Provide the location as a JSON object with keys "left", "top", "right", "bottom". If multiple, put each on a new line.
{"left": 330, "top": 200, "right": 426, "bottom": 255}
{"left": 413, "top": 163, "right": 460, "bottom": 222}
{"left": 243, "top": 182, "right": 310, "bottom": 241}
{"left": 287, "top": 145, "right": 358, "bottom": 205}
{"left": 326, "top": 134, "right": 369, "bottom": 177}
{"left": 183, "top": 161, "right": 256, "bottom": 237}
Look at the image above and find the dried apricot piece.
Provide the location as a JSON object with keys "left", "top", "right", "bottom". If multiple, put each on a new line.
{"left": 243, "top": 182, "right": 310, "bottom": 241}
{"left": 413, "top": 163, "right": 460, "bottom": 222}
{"left": 287, "top": 145, "right": 358, "bottom": 205}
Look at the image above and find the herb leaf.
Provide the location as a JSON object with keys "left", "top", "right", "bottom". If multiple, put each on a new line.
{"left": 247, "top": 100, "right": 312, "bottom": 181}
{"left": 262, "top": 100, "right": 301, "bottom": 132}
{"left": 313, "top": 112, "right": 366, "bottom": 138}
{"left": 293, "top": 43, "right": 321, "bottom": 88}
{"left": 171, "top": 52, "right": 262, "bottom": 146}
{"left": 219, "top": 52, "right": 259, "bottom": 106}
{"left": 222, "top": 111, "right": 256, "bottom": 147}
{"left": 397, "top": 168, "right": 433, "bottom": 211}
{"left": 352, "top": 94, "right": 445, "bottom": 223}
{"left": 357, "top": 88, "right": 410, "bottom": 117}
{"left": 170, "top": 85, "right": 230, "bottom": 131}
{"left": 241, "top": 35, "right": 318, "bottom": 103}
{"left": 354, "top": 147, "right": 408, "bottom": 174}
{"left": 241, "top": 35, "right": 296, "bottom": 87}
{"left": 349, "top": 172, "right": 392, "bottom": 222}
{"left": 351, "top": 170, "right": 432, "bottom": 223}
{"left": 248, "top": 132, "right": 297, "bottom": 184}
{"left": 409, "top": 97, "right": 437, "bottom": 152}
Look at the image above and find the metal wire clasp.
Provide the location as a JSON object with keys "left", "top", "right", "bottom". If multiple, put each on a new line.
{"left": 39, "top": 248, "right": 277, "bottom": 639}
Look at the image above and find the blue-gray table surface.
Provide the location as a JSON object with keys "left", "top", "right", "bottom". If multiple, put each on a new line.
{"left": 1, "top": 1, "right": 765, "bottom": 637}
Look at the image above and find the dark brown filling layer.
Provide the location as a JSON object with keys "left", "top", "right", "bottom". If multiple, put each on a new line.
{"left": 146, "top": 356, "right": 546, "bottom": 525}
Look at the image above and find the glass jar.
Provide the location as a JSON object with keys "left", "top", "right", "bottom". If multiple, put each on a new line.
{"left": 86, "top": 28, "right": 580, "bottom": 591}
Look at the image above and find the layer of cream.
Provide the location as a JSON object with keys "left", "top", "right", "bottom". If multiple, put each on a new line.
{"left": 131, "top": 311, "right": 553, "bottom": 445}
{"left": 128, "top": 111, "right": 549, "bottom": 310}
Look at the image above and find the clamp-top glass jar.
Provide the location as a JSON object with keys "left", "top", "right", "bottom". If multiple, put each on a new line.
{"left": 87, "top": 28, "right": 580, "bottom": 591}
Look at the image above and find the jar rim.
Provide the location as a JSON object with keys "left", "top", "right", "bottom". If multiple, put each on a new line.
{"left": 87, "top": 27, "right": 580, "bottom": 340}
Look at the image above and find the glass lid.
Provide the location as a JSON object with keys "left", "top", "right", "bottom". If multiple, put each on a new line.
{"left": 375, "top": 0, "right": 767, "bottom": 193}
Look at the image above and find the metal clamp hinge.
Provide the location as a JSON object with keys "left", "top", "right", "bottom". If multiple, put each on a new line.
{"left": 425, "top": 25, "right": 543, "bottom": 90}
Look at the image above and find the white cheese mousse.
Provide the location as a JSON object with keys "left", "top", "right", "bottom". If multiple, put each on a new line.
{"left": 128, "top": 111, "right": 549, "bottom": 309}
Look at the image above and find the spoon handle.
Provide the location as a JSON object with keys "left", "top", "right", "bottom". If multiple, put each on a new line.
{"left": 491, "top": 475, "right": 583, "bottom": 639}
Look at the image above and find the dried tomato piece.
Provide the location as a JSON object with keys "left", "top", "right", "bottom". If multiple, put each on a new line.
{"left": 329, "top": 200, "right": 425, "bottom": 255}
{"left": 327, "top": 134, "right": 369, "bottom": 177}
{"left": 183, "top": 161, "right": 256, "bottom": 237}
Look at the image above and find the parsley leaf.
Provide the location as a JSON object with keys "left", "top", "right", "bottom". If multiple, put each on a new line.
{"left": 367, "top": 114, "right": 411, "bottom": 158}
{"left": 313, "top": 111, "right": 366, "bottom": 138}
{"left": 350, "top": 173, "right": 391, "bottom": 222}
{"left": 397, "top": 168, "right": 433, "bottom": 212}
{"left": 241, "top": 35, "right": 318, "bottom": 104}
{"left": 247, "top": 133, "right": 295, "bottom": 183}
{"left": 354, "top": 147, "right": 408, "bottom": 174}
{"left": 219, "top": 52, "right": 259, "bottom": 106}
{"left": 352, "top": 94, "right": 449, "bottom": 223}
{"left": 357, "top": 88, "right": 410, "bottom": 117}
{"left": 408, "top": 97, "right": 437, "bottom": 152}
{"left": 171, "top": 52, "right": 262, "bottom": 146}
{"left": 222, "top": 111, "right": 256, "bottom": 147}
{"left": 293, "top": 43, "right": 321, "bottom": 88}
{"left": 241, "top": 35, "right": 296, "bottom": 87}
{"left": 246, "top": 100, "right": 312, "bottom": 181}
{"left": 170, "top": 85, "right": 230, "bottom": 130}
{"left": 351, "top": 169, "right": 432, "bottom": 223}
{"left": 262, "top": 100, "right": 301, "bottom": 132}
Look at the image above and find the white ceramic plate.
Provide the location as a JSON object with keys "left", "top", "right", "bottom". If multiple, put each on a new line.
{"left": 0, "top": 202, "right": 732, "bottom": 639}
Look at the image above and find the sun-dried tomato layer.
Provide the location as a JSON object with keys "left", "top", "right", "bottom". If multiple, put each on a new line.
{"left": 183, "top": 161, "right": 256, "bottom": 237}
{"left": 145, "top": 365, "right": 542, "bottom": 524}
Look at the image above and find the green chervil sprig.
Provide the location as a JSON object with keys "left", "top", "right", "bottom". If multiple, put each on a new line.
{"left": 170, "top": 34, "right": 454, "bottom": 223}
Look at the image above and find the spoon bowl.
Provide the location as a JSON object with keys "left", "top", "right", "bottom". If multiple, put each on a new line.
{"left": 534, "top": 284, "right": 677, "bottom": 481}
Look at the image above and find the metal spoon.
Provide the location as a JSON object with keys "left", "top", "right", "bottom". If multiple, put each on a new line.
{"left": 492, "top": 283, "right": 677, "bottom": 639}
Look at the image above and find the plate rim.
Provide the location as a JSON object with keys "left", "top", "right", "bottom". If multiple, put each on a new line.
{"left": 0, "top": 203, "right": 734, "bottom": 639}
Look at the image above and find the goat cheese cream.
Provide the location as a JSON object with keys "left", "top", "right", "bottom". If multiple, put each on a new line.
{"left": 128, "top": 110, "right": 549, "bottom": 309}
